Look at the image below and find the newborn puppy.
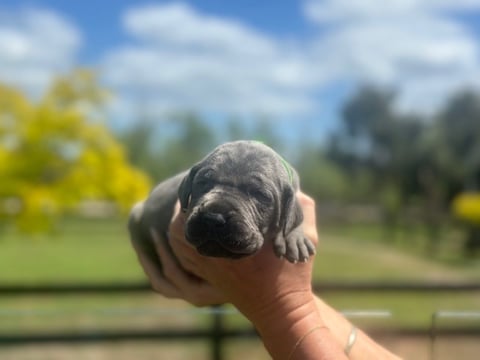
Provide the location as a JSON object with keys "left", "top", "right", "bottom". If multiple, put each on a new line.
{"left": 128, "top": 141, "right": 315, "bottom": 267}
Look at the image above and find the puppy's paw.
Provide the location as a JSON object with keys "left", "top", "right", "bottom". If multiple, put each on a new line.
{"left": 273, "top": 228, "right": 316, "bottom": 263}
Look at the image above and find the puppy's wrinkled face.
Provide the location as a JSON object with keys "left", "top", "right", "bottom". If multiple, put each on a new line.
{"left": 178, "top": 142, "right": 292, "bottom": 259}
{"left": 184, "top": 167, "right": 279, "bottom": 258}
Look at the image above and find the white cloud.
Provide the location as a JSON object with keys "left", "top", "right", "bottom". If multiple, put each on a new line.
{"left": 3, "top": 1, "right": 477, "bottom": 122}
{"left": 304, "top": 0, "right": 480, "bottom": 113}
{"left": 0, "top": 8, "right": 81, "bottom": 97}
{"left": 103, "top": 1, "right": 480, "bottom": 121}
{"left": 124, "top": 3, "right": 276, "bottom": 57}
{"left": 102, "top": 3, "right": 318, "bottom": 119}
{"left": 303, "top": 0, "right": 480, "bottom": 24}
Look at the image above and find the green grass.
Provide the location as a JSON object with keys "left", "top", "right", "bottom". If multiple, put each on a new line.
{"left": 320, "top": 222, "right": 480, "bottom": 277}
{"left": 0, "top": 217, "right": 144, "bottom": 283}
{"left": 0, "top": 217, "right": 479, "bottom": 332}
{"left": 313, "top": 227, "right": 480, "bottom": 329}
{"left": 2, "top": 217, "right": 478, "bottom": 284}
{"left": 314, "top": 233, "right": 480, "bottom": 281}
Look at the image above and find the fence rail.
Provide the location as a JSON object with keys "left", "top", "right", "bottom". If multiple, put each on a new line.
{"left": 1, "top": 280, "right": 480, "bottom": 295}
{"left": 1, "top": 281, "right": 479, "bottom": 360}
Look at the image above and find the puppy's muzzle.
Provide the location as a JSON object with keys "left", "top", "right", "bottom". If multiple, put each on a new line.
{"left": 185, "top": 203, "right": 262, "bottom": 258}
{"left": 201, "top": 211, "right": 227, "bottom": 230}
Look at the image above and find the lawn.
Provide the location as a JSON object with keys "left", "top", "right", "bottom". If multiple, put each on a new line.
{"left": 0, "top": 217, "right": 479, "bottom": 359}
{"left": 0, "top": 217, "right": 144, "bottom": 283}
{"left": 2, "top": 217, "right": 478, "bottom": 284}
{"left": 0, "top": 215, "right": 480, "bottom": 360}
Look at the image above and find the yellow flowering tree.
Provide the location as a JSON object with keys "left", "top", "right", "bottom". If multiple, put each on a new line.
{"left": 0, "top": 70, "right": 151, "bottom": 232}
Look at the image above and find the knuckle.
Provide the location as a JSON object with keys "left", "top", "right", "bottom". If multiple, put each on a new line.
{"left": 190, "top": 298, "right": 207, "bottom": 307}
{"left": 160, "top": 260, "right": 178, "bottom": 280}
{"left": 150, "top": 281, "right": 169, "bottom": 296}
{"left": 302, "top": 194, "right": 315, "bottom": 208}
{"left": 150, "top": 281, "right": 164, "bottom": 293}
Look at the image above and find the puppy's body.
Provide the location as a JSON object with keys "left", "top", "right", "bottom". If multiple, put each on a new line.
{"left": 129, "top": 171, "right": 187, "bottom": 264}
{"left": 128, "top": 141, "right": 315, "bottom": 267}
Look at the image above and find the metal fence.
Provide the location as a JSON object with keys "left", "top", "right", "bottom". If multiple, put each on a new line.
{"left": 1, "top": 281, "right": 479, "bottom": 360}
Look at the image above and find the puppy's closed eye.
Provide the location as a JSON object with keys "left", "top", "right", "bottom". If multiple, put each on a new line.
{"left": 248, "top": 188, "right": 272, "bottom": 204}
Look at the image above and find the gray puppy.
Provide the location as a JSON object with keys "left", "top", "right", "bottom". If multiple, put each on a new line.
{"left": 128, "top": 140, "right": 315, "bottom": 267}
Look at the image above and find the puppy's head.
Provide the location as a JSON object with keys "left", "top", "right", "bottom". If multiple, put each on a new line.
{"left": 178, "top": 141, "right": 303, "bottom": 259}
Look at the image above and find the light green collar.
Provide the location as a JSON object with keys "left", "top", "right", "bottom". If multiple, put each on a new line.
{"left": 279, "top": 156, "right": 294, "bottom": 184}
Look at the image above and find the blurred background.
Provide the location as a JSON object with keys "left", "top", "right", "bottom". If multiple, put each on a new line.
{"left": 0, "top": 0, "right": 479, "bottom": 359}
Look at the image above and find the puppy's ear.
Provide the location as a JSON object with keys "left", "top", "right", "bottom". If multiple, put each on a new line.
{"left": 178, "top": 165, "right": 199, "bottom": 212}
{"left": 280, "top": 186, "right": 304, "bottom": 236}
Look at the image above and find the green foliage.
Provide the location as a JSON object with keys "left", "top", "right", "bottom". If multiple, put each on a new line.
{"left": 324, "top": 85, "right": 480, "bottom": 256}
{"left": 295, "top": 145, "right": 348, "bottom": 201}
{"left": 119, "top": 114, "right": 285, "bottom": 183}
{"left": 160, "top": 112, "right": 217, "bottom": 175}
{"left": 132, "top": 112, "right": 218, "bottom": 181}
{"left": 0, "top": 70, "right": 151, "bottom": 232}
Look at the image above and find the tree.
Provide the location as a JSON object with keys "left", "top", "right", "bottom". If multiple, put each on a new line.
{"left": 251, "top": 117, "right": 283, "bottom": 152}
{"left": 436, "top": 91, "right": 480, "bottom": 197}
{"left": 327, "top": 86, "right": 403, "bottom": 205}
{"left": 327, "top": 85, "right": 445, "bottom": 246}
{"left": 159, "top": 112, "right": 217, "bottom": 177}
{"left": 118, "top": 119, "right": 165, "bottom": 181}
{"left": 294, "top": 145, "right": 348, "bottom": 202}
{"left": 226, "top": 116, "right": 249, "bottom": 142}
{"left": 0, "top": 70, "right": 151, "bottom": 232}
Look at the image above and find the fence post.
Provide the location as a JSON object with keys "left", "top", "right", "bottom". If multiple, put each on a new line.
{"left": 429, "top": 310, "right": 480, "bottom": 360}
{"left": 211, "top": 305, "right": 224, "bottom": 360}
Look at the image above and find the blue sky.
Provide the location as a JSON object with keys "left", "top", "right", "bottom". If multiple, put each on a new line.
{"left": 1, "top": 0, "right": 480, "bottom": 143}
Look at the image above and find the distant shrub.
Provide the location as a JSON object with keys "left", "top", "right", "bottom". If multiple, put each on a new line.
{"left": 452, "top": 192, "right": 480, "bottom": 225}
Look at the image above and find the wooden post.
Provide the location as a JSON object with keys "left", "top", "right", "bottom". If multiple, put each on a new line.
{"left": 211, "top": 305, "right": 224, "bottom": 360}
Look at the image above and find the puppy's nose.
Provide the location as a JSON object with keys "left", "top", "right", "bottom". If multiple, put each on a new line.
{"left": 202, "top": 212, "right": 227, "bottom": 229}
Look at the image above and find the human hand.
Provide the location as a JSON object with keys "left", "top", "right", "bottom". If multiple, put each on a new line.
{"left": 141, "top": 227, "right": 227, "bottom": 306}
{"left": 166, "top": 192, "right": 319, "bottom": 324}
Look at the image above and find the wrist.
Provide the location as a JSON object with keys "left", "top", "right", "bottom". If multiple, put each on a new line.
{"left": 254, "top": 291, "right": 320, "bottom": 330}
{"left": 247, "top": 291, "right": 326, "bottom": 358}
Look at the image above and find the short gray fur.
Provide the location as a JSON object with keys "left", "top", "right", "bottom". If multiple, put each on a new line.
{"left": 128, "top": 140, "right": 315, "bottom": 269}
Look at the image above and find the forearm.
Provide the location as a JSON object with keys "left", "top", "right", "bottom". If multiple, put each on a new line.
{"left": 314, "top": 296, "right": 402, "bottom": 360}
{"left": 248, "top": 294, "right": 348, "bottom": 360}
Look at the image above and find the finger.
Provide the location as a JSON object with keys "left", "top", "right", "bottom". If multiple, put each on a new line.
{"left": 188, "top": 282, "right": 226, "bottom": 307}
{"left": 151, "top": 228, "right": 226, "bottom": 306}
{"left": 167, "top": 216, "right": 207, "bottom": 276}
{"left": 151, "top": 227, "right": 210, "bottom": 291}
{"left": 134, "top": 243, "right": 181, "bottom": 299}
{"left": 297, "top": 192, "right": 316, "bottom": 228}
{"left": 150, "top": 227, "right": 192, "bottom": 282}
{"left": 169, "top": 201, "right": 186, "bottom": 235}
{"left": 297, "top": 192, "right": 319, "bottom": 247}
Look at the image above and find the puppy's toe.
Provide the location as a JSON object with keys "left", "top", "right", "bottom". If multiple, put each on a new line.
{"left": 273, "top": 234, "right": 287, "bottom": 258}
{"left": 275, "top": 229, "right": 315, "bottom": 263}
{"left": 305, "top": 238, "right": 316, "bottom": 256}
{"left": 285, "top": 238, "right": 300, "bottom": 263}
{"left": 285, "top": 232, "right": 316, "bottom": 263}
{"left": 284, "top": 230, "right": 305, "bottom": 263}
{"left": 297, "top": 240, "right": 310, "bottom": 262}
